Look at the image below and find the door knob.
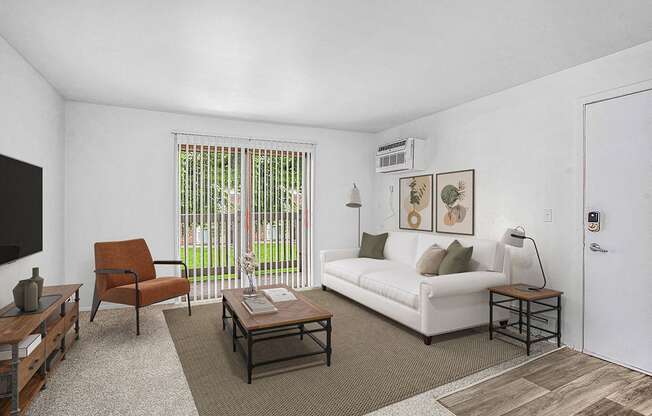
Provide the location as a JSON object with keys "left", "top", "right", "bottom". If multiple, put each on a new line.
{"left": 589, "top": 243, "right": 608, "bottom": 252}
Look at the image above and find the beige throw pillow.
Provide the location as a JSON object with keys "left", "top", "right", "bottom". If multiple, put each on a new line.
{"left": 416, "top": 245, "right": 447, "bottom": 276}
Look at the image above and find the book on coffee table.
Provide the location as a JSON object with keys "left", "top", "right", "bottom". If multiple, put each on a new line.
{"left": 242, "top": 296, "right": 278, "bottom": 316}
{"left": 262, "top": 287, "right": 297, "bottom": 303}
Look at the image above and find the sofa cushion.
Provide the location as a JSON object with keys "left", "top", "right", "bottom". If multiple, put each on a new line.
{"left": 384, "top": 232, "right": 418, "bottom": 265}
{"left": 416, "top": 245, "right": 447, "bottom": 275}
{"left": 439, "top": 240, "right": 473, "bottom": 275}
{"left": 323, "top": 258, "right": 401, "bottom": 285}
{"left": 359, "top": 232, "right": 388, "bottom": 259}
{"left": 415, "top": 234, "right": 500, "bottom": 271}
{"left": 103, "top": 277, "right": 190, "bottom": 307}
{"left": 359, "top": 268, "right": 423, "bottom": 309}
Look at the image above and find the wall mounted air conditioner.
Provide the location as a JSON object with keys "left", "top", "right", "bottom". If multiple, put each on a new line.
{"left": 375, "top": 137, "right": 426, "bottom": 173}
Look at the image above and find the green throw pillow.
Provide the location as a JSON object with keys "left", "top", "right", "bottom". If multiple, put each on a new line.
{"left": 358, "top": 232, "right": 388, "bottom": 259}
{"left": 438, "top": 240, "right": 473, "bottom": 275}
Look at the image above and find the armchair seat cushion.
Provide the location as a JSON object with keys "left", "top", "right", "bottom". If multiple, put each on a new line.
{"left": 103, "top": 277, "right": 190, "bottom": 307}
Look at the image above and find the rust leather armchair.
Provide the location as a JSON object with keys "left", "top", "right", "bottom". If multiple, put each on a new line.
{"left": 91, "top": 238, "right": 191, "bottom": 335}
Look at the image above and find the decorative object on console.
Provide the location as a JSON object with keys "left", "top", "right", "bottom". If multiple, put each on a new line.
{"left": 358, "top": 232, "right": 388, "bottom": 259}
{"left": 30, "top": 267, "right": 44, "bottom": 299}
{"left": 399, "top": 174, "right": 433, "bottom": 231}
{"left": 241, "top": 251, "right": 259, "bottom": 298}
{"left": 436, "top": 169, "right": 475, "bottom": 235}
{"left": 438, "top": 240, "right": 474, "bottom": 275}
{"left": 502, "top": 226, "right": 547, "bottom": 291}
{"left": 345, "top": 183, "right": 362, "bottom": 246}
{"left": 12, "top": 278, "right": 39, "bottom": 312}
{"left": 415, "top": 244, "right": 446, "bottom": 275}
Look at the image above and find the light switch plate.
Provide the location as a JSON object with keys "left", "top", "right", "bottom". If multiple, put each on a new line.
{"left": 544, "top": 208, "right": 553, "bottom": 222}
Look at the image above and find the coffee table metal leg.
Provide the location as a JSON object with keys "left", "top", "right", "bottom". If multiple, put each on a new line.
{"left": 247, "top": 332, "right": 253, "bottom": 384}
{"left": 222, "top": 300, "right": 226, "bottom": 330}
{"left": 326, "top": 319, "right": 332, "bottom": 367}
{"left": 299, "top": 324, "right": 304, "bottom": 340}
{"left": 232, "top": 314, "right": 237, "bottom": 353}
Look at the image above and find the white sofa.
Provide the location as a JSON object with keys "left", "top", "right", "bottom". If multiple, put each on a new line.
{"left": 320, "top": 231, "right": 511, "bottom": 344}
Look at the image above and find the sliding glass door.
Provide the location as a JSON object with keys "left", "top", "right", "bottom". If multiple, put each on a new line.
{"left": 175, "top": 134, "right": 314, "bottom": 300}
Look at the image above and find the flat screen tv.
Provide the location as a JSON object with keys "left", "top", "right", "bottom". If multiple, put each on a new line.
{"left": 0, "top": 154, "right": 43, "bottom": 265}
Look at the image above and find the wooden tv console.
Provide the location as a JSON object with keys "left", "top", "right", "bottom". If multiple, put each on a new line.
{"left": 0, "top": 284, "right": 81, "bottom": 415}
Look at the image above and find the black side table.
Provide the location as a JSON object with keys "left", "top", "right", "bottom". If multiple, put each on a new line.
{"left": 489, "top": 284, "right": 562, "bottom": 355}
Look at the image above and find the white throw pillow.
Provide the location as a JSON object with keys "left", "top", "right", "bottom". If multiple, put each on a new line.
{"left": 415, "top": 244, "right": 447, "bottom": 276}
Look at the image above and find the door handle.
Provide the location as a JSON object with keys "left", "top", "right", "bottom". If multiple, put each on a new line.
{"left": 589, "top": 243, "right": 608, "bottom": 252}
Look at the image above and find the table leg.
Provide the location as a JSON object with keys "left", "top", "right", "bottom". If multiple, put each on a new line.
{"left": 326, "top": 319, "right": 332, "bottom": 367}
{"left": 39, "top": 321, "right": 47, "bottom": 381}
{"left": 247, "top": 333, "right": 253, "bottom": 384}
{"left": 75, "top": 289, "right": 80, "bottom": 340}
{"left": 232, "top": 313, "right": 237, "bottom": 353}
{"left": 518, "top": 299, "right": 523, "bottom": 334}
{"left": 557, "top": 295, "right": 562, "bottom": 347}
{"left": 299, "top": 324, "right": 304, "bottom": 340}
{"left": 526, "top": 300, "right": 531, "bottom": 356}
{"left": 489, "top": 291, "right": 493, "bottom": 340}
{"left": 10, "top": 343, "right": 19, "bottom": 415}
{"left": 222, "top": 300, "right": 226, "bottom": 330}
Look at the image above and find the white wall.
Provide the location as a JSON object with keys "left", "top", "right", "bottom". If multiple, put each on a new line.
{"left": 65, "top": 102, "right": 375, "bottom": 308}
{"left": 371, "top": 40, "right": 652, "bottom": 349}
{"left": 0, "top": 36, "right": 65, "bottom": 305}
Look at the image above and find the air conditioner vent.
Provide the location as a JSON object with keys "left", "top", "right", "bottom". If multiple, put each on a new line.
{"left": 375, "top": 138, "right": 425, "bottom": 174}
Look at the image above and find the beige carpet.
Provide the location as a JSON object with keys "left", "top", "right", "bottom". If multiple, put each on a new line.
{"left": 164, "top": 289, "right": 524, "bottom": 416}
{"left": 28, "top": 305, "right": 198, "bottom": 416}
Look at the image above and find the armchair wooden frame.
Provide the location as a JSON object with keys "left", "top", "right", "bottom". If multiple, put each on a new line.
{"left": 90, "top": 260, "right": 192, "bottom": 335}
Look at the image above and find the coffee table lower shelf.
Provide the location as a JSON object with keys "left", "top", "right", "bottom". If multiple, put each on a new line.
{"left": 222, "top": 299, "right": 332, "bottom": 384}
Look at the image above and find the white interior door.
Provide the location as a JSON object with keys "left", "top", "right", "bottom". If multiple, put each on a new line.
{"left": 583, "top": 88, "right": 652, "bottom": 374}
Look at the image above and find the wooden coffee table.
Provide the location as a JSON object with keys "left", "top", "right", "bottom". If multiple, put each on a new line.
{"left": 221, "top": 284, "right": 333, "bottom": 384}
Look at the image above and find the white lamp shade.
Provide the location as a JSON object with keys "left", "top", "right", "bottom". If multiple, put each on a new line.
{"left": 346, "top": 184, "right": 362, "bottom": 208}
{"left": 503, "top": 227, "right": 525, "bottom": 248}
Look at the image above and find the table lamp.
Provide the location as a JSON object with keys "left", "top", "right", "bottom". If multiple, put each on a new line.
{"left": 503, "top": 226, "right": 547, "bottom": 291}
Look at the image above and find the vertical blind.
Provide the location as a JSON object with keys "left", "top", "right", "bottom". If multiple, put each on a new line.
{"left": 175, "top": 133, "right": 315, "bottom": 300}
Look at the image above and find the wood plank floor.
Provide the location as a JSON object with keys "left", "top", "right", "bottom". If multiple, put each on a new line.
{"left": 438, "top": 348, "right": 652, "bottom": 416}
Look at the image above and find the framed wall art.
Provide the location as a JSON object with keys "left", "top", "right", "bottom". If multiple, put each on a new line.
{"left": 399, "top": 174, "right": 433, "bottom": 232}
{"left": 435, "top": 169, "right": 475, "bottom": 235}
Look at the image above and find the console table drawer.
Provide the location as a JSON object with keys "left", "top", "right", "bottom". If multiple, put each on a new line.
{"left": 65, "top": 302, "right": 79, "bottom": 331}
{"left": 45, "top": 318, "right": 65, "bottom": 357}
{"left": 18, "top": 342, "right": 44, "bottom": 391}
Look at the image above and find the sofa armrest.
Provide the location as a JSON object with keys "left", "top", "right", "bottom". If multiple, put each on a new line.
{"left": 320, "top": 248, "right": 359, "bottom": 264}
{"left": 420, "top": 271, "right": 507, "bottom": 299}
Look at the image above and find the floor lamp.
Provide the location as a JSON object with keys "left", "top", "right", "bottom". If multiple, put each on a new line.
{"left": 346, "top": 183, "right": 362, "bottom": 246}
{"left": 503, "top": 226, "right": 547, "bottom": 291}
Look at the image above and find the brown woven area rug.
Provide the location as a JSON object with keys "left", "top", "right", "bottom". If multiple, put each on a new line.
{"left": 164, "top": 289, "right": 523, "bottom": 416}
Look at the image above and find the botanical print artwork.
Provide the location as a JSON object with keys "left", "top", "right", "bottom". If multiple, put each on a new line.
{"left": 399, "top": 174, "right": 433, "bottom": 232}
{"left": 436, "top": 169, "right": 474, "bottom": 235}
